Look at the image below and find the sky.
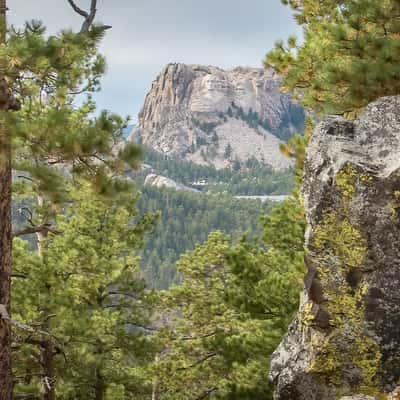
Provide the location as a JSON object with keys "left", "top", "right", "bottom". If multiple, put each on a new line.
{"left": 8, "top": 0, "right": 300, "bottom": 120}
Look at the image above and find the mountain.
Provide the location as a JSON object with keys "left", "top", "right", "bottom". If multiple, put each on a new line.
{"left": 129, "top": 63, "right": 304, "bottom": 171}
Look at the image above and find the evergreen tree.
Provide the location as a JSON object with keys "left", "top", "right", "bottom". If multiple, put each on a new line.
{"left": 0, "top": 2, "right": 22, "bottom": 395}
{"left": 0, "top": 2, "right": 142, "bottom": 396}
{"left": 12, "top": 184, "right": 158, "bottom": 400}
{"left": 153, "top": 194, "right": 305, "bottom": 399}
{"left": 266, "top": 0, "right": 400, "bottom": 116}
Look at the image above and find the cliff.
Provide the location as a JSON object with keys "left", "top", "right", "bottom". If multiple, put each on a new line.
{"left": 129, "top": 63, "right": 304, "bottom": 170}
{"left": 270, "top": 96, "right": 400, "bottom": 399}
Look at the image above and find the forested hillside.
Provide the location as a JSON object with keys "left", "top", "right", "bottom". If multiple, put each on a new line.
{"left": 142, "top": 147, "right": 293, "bottom": 195}
{"left": 137, "top": 185, "right": 276, "bottom": 288}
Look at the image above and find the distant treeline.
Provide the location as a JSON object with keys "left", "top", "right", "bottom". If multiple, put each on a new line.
{"left": 142, "top": 148, "right": 294, "bottom": 195}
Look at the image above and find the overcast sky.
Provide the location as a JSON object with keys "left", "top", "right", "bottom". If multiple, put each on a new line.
{"left": 8, "top": 1, "right": 300, "bottom": 120}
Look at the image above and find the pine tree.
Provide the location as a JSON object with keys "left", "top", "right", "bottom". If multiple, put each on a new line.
{"left": 266, "top": 0, "right": 400, "bottom": 116}
{"left": 0, "top": 1, "right": 22, "bottom": 395}
{"left": 0, "top": 2, "right": 143, "bottom": 396}
{"left": 153, "top": 206, "right": 305, "bottom": 399}
{"left": 12, "top": 183, "right": 158, "bottom": 400}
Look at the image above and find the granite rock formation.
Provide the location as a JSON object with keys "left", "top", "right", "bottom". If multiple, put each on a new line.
{"left": 129, "top": 63, "right": 304, "bottom": 170}
{"left": 270, "top": 96, "right": 400, "bottom": 399}
{"left": 144, "top": 173, "right": 198, "bottom": 192}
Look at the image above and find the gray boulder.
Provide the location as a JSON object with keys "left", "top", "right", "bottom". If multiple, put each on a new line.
{"left": 270, "top": 96, "right": 400, "bottom": 399}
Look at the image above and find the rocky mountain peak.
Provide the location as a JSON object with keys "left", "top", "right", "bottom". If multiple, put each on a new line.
{"left": 129, "top": 63, "right": 304, "bottom": 170}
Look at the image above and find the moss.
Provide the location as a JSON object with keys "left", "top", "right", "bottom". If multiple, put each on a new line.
{"left": 359, "top": 173, "right": 374, "bottom": 185}
{"left": 313, "top": 213, "right": 366, "bottom": 272}
{"left": 309, "top": 333, "right": 342, "bottom": 386}
{"left": 335, "top": 163, "right": 374, "bottom": 202}
{"left": 389, "top": 190, "right": 400, "bottom": 221}
{"left": 335, "top": 163, "right": 358, "bottom": 200}
{"left": 302, "top": 301, "right": 317, "bottom": 326}
{"left": 309, "top": 278, "right": 381, "bottom": 389}
{"left": 308, "top": 171, "right": 382, "bottom": 393}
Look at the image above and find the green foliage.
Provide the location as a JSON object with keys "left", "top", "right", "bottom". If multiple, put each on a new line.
{"left": 7, "top": 17, "right": 148, "bottom": 399}
{"left": 12, "top": 184, "right": 158, "bottom": 400}
{"left": 266, "top": 0, "right": 400, "bottom": 115}
{"left": 6, "top": 7, "right": 312, "bottom": 400}
{"left": 223, "top": 143, "right": 232, "bottom": 159}
{"left": 153, "top": 191, "right": 305, "bottom": 399}
{"left": 141, "top": 148, "right": 294, "bottom": 196}
{"left": 137, "top": 186, "right": 275, "bottom": 288}
{"left": 7, "top": 19, "right": 142, "bottom": 208}
{"left": 191, "top": 118, "right": 219, "bottom": 134}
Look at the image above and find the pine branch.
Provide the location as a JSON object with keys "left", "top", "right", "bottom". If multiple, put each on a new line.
{"left": 172, "top": 330, "right": 221, "bottom": 341}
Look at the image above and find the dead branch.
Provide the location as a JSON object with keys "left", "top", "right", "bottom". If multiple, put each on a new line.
{"left": 0, "top": 304, "right": 51, "bottom": 337}
{"left": 195, "top": 388, "right": 219, "bottom": 400}
{"left": 177, "top": 352, "right": 218, "bottom": 371}
{"left": 12, "top": 224, "right": 61, "bottom": 238}
{"left": 67, "top": 0, "right": 111, "bottom": 33}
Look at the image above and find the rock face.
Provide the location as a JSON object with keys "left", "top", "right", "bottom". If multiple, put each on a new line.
{"left": 270, "top": 96, "right": 400, "bottom": 399}
{"left": 129, "top": 63, "right": 304, "bottom": 170}
{"left": 144, "top": 173, "right": 197, "bottom": 192}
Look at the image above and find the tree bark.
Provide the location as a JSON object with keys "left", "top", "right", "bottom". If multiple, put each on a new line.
{"left": 41, "top": 340, "right": 55, "bottom": 400}
{"left": 0, "top": 0, "right": 13, "bottom": 397}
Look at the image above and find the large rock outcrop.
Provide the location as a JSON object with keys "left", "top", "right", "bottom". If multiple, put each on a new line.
{"left": 129, "top": 63, "right": 304, "bottom": 170}
{"left": 270, "top": 96, "right": 400, "bottom": 399}
{"left": 144, "top": 173, "right": 198, "bottom": 192}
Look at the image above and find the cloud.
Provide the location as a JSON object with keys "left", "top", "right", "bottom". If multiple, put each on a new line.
{"left": 8, "top": 0, "right": 300, "bottom": 117}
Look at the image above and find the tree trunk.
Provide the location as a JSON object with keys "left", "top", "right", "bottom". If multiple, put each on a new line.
{"left": 42, "top": 340, "right": 55, "bottom": 400}
{"left": 0, "top": 116, "right": 13, "bottom": 398}
{"left": 0, "top": 0, "right": 13, "bottom": 397}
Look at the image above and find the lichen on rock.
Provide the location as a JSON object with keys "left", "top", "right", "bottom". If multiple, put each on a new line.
{"left": 270, "top": 96, "right": 400, "bottom": 400}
